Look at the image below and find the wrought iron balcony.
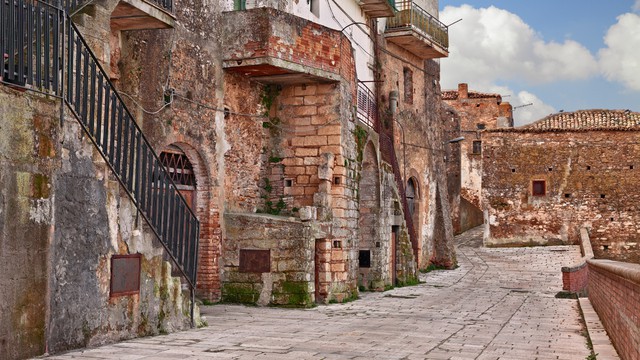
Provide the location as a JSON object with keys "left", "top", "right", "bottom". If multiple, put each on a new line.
{"left": 358, "top": 0, "right": 396, "bottom": 18}
{"left": 357, "top": 82, "right": 378, "bottom": 130}
{"left": 385, "top": 0, "right": 448, "bottom": 59}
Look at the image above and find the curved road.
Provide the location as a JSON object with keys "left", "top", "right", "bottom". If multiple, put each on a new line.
{"left": 44, "top": 227, "right": 590, "bottom": 359}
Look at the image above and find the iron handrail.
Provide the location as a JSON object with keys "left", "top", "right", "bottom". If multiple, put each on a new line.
{"left": 386, "top": 0, "right": 449, "bottom": 50}
{"left": 1, "top": 0, "right": 198, "bottom": 320}
{"left": 65, "top": 17, "right": 199, "bottom": 287}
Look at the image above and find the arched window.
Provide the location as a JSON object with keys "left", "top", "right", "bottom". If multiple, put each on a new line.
{"left": 160, "top": 145, "right": 196, "bottom": 209}
{"left": 160, "top": 145, "right": 196, "bottom": 188}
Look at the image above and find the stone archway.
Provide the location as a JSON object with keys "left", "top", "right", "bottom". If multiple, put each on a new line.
{"left": 358, "top": 142, "right": 381, "bottom": 290}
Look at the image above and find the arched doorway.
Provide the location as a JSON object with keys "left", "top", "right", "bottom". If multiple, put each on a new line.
{"left": 358, "top": 142, "right": 381, "bottom": 290}
{"left": 406, "top": 177, "right": 420, "bottom": 228}
{"left": 159, "top": 142, "right": 220, "bottom": 300}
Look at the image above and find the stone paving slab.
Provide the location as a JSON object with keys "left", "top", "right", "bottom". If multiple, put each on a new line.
{"left": 38, "top": 227, "right": 593, "bottom": 360}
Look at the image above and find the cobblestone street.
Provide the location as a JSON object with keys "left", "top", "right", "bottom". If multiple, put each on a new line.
{"left": 42, "top": 227, "right": 591, "bottom": 359}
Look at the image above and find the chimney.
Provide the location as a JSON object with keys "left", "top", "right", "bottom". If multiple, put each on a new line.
{"left": 500, "top": 102, "right": 514, "bottom": 127}
{"left": 458, "top": 83, "right": 468, "bottom": 99}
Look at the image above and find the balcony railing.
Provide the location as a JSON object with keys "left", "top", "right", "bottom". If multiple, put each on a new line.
{"left": 357, "top": 82, "right": 378, "bottom": 130}
{"left": 385, "top": 0, "right": 448, "bottom": 57}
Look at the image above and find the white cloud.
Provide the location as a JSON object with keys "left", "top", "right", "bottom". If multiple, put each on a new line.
{"left": 440, "top": 5, "right": 598, "bottom": 88}
{"left": 598, "top": 13, "right": 640, "bottom": 91}
{"left": 511, "top": 91, "right": 556, "bottom": 126}
{"left": 634, "top": 0, "right": 640, "bottom": 11}
{"left": 476, "top": 85, "right": 556, "bottom": 126}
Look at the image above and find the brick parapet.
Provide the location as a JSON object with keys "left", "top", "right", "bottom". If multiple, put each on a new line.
{"left": 587, "top": 259, "right": 640, "bottom": 360}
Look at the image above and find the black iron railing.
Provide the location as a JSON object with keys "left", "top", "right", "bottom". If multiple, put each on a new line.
{"left": 65, "top": 19, "right": 198, "bottom": 288}
{"left": 1, "top": 0, "right": 197, "bottom": 320}
{"left": 386, "top": 0, "right": 448, "bottom": 51}
{"left": 380, "top": 133, "right": 418, "bottom": 263}
{"left": 0, "top": 0, "right": 62, "bottom": 94}
{"left": 356, "top": 82, "right": 378, "bottom": 130}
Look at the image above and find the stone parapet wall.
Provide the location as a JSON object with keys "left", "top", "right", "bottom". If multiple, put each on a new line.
{"left": 222, "top": 212, "right": 316, "bottom": 307}
{"left": 587, "top": 259, "right": 640, "bottom": 360}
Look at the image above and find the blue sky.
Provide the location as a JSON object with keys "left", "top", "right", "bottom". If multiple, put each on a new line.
{"left": 438, "top": 1, "right": 640, "bottom": 125}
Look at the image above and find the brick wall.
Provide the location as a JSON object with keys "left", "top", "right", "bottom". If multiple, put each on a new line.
{"left": 483, "top": 130, "right": 640, "bottom": 262}
{"left": 588, "top": 259, "right": 640, "bottom": 360}
{"left": 561, "top": 263, "right": 589, "bottom": 293}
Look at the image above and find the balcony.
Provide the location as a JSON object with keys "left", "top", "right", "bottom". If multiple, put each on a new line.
{"left": 357, "top": 82, "right": 378, "bottom": 130}
{"left": 384, "top": 0, "right": 448, "bottom": 59}
{"left": 358, "top": 0, "right": 396, "bottom": 18}
{"left": 109, "top": 0, "right": 175, "bottom": 31}
{"left": 221, "top": 8, "right": 349, "bottom": 85}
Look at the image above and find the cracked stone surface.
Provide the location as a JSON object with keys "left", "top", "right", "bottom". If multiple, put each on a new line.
{"left": 40, "top": 227, "right": 591, "bottom": 359}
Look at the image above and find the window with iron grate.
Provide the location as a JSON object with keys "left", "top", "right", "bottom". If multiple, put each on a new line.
{"left": 160, "top": 145, "right": 196, "bottom": 188}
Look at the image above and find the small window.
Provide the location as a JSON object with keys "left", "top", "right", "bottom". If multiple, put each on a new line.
{"left": 476, "top": 123, "right": 486, "bottom": 130}
{"left": 309, "top": 0, "right": 319, "bottom": 16}
{"left": 511, "top": 168, "right": 516, "bottom": 173}
{"left": 403, "top": 67, "right": 413, "bottom": 104}
{"left": 564, "top": 193, "right": 571, "bottom": 198}
{"left": 358, "top": 250, "right": 371, "bottom": 268}
{"left": 472, "top": 140, "right": 482, "bottom": 154}
{"left": 285, "top": 179, "right": 293, "bottom": 187}
{"left": 532, "top": 180, "right": 546, "bottom": 196}
{"left": 586, "top": 166, "right": 591, "bottom": 170}
{"left": 234, "top": 0, "right": 246, "bottom": 10}
{"left": 548, "top": 167, "right": 553, "bottom": 172}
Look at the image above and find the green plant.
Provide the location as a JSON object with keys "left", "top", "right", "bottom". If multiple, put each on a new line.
{"left": 353, "top": 125, "right": 368, "bottom": 164}
{"left": 260, "top": 85, "right": 280, "bottom": 117}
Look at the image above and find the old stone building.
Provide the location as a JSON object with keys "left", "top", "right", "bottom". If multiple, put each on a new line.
{"left": 482, "top": 110, "right": 640, "bottom": 262}
{"left": 442, "top": 83, "right": 513, "bottom": 233}
{"left": 1, "top": 0, "right": 456, "bottom": 358}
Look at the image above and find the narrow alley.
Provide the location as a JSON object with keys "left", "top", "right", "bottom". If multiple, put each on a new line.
{"left": 41, "top": 227, "right": 591, "bottom": 359}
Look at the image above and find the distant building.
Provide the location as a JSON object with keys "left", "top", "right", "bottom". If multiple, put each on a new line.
{"left": 482, "top": 109, "right": 640, "bottom": 262}
{"left": 442, "top": 83, "right": 513, "bottom": 233}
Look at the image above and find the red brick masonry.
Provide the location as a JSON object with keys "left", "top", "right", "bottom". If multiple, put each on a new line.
{"left": 587, "top": 259, "right": 640, "bottom": 360}
{"left": 561, "top": 262, "right": 589, "bottom": 294}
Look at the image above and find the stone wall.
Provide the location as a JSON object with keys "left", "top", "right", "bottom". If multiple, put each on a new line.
{"left": 483, "top": 129, "right": 640, "bottom": 262}
{"left": 377, "top": 38, "right": 456, "bottom": 270}
{"left": 0, "top": 88, "right": 57, "bottom": 360}
{"left": 222, "top": 213, "right": 317, "bottom": 306}
{"left": 442, "top": 83, "right": 512, "bottom": 216}
{"left": 587, "top": 259, "right": 640, "bottom": 360}
{"left": 0, "top": 85, "right": 197, "bottom": 358}
{"left": 49, "top": 117, "right": 194, "bottom": 353}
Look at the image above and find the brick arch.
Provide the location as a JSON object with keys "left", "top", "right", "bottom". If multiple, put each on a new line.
{"left": 357, "top": 141, "right": 381, "bottom": 289}
{"left": 161, "top": 141, "right": 221, "bottom": 301}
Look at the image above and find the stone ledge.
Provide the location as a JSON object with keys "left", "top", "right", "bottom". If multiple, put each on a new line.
{"left": 579, "top": 298, "right": 621, "bottom": 360}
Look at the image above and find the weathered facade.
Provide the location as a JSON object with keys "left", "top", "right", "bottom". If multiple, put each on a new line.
{"left": 482, "top": 110, "right": 640, "bottom": 262}
{"left": 442, "top": 83, "right": 513, "bottom": 233}
{"left": 1, "top": 0, "right": 457, "bottom": 357}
